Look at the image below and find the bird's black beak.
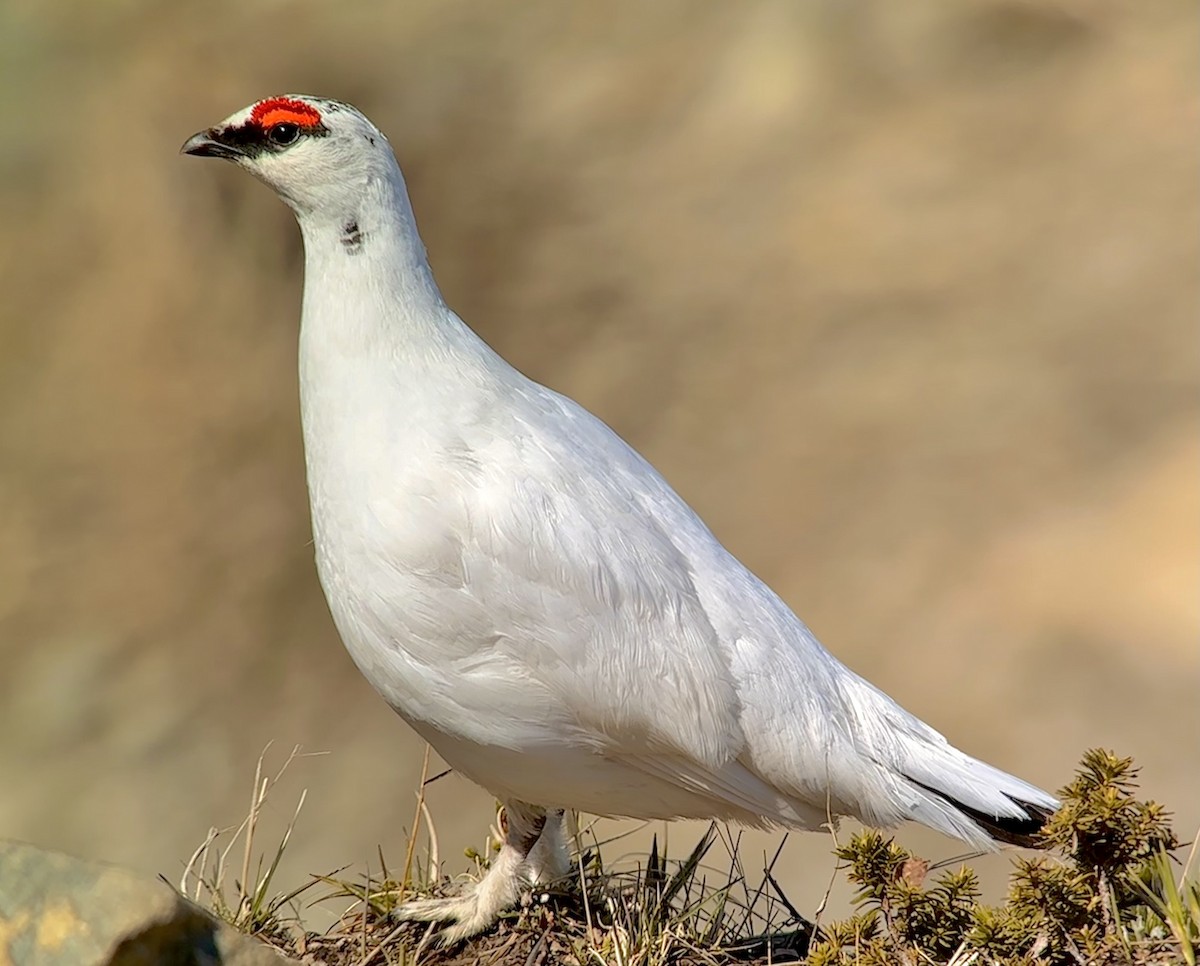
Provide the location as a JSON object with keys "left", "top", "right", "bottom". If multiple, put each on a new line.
{"left": 180, "top": 129, "right": 246, "bottom": 161}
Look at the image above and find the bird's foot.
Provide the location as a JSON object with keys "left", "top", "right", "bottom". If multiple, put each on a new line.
{"left": 394, "top": 890, "right": 506, "bottom": 945}
{"left": 393, "top": 804, "right": 572, "bottom": 946}
{"left": 394, "top": 833, "right": 531, "bottom": 945}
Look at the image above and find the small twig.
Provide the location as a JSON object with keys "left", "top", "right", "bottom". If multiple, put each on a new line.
{"left": 239, "top": 747, "right": 270, "bottom": 915}
{"left": 483, "top": 930, "right": 521, "bottom": 966}
{"left": 578, "top": 847, "right": 596, "bottom": 939}
{"left": 1099, "top": 867, "right": 1121, "bottom": 943}
{"left": 360, "top": 860, "right": 370, "bottom": 962}
{"left": 180, "top": 827, "right": 219, "bottom": 901}
{"left": 763, "top": 868, "right": 806, "bottom": 926}
{"left": 813, "top": 798, "right": 842, "bottom": 928}
{"left": 586, "top": 820, "right": 652, "bottom": 853}
{"left": 1180, "top": 823, "right": 1200, "bottom": 888}
{"left": 401, "top": 744, "right": 433, "bottom": 891}
{"left": 352, "top": 922, "right": 407, "bottom": 966}
{"left": 753, "top": 834, "right": 789, "bottom": 929}
{"left": 523, "top": 925, "right": 553, "bottom": 966}
{"left": 419, "top": 796, "right": 439, "bottom": 884}
{"left": 929, "top": 850, "right": 988, "bottom": 872}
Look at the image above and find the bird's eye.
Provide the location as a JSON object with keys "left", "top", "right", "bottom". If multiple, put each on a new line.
{"left": 268, "top": 122, "right": 300, "bottom": 146}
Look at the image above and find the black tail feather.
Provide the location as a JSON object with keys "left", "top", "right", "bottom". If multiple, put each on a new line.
{"left": 908, "top": 778, "right": 1055, "bottom": 848}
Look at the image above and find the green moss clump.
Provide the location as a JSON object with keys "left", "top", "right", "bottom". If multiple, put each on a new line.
{"left": 806, "top": 750, "right": 1194, "bottom": 966}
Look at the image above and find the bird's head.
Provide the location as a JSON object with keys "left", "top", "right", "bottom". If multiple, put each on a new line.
{"left": 181, "top": 95, "right": 395, "bottom": 216}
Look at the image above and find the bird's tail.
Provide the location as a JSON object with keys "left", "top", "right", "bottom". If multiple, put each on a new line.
{"left": 899, "top": 757, "right": 1057, "bottom": 849}
{"left": 839, "top": 677, "right": 1059, "bottom": 851}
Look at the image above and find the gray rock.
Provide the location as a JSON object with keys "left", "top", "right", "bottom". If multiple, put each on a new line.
{"left": 0, "top": 840, "right": 296, "bottom": 966}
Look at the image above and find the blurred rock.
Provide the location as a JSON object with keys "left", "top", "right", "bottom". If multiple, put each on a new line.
{"left": 0, "top": 840, "right": 294, "bottom": 966}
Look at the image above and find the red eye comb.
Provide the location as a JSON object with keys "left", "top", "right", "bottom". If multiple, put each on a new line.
{"left": 250, "top": 97, "right": 323, "bottom": 130}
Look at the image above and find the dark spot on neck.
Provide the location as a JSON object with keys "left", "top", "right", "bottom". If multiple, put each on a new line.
{"left": 341, "top": 218, "right": 365, "bottom": 254}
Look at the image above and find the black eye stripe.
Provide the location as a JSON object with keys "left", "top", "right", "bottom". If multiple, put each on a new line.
{"left": 212, "top": 119, "right": 329, "bottom": 156}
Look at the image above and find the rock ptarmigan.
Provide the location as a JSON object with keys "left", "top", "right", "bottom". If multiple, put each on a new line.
{"left": 182, "top": 95, "right": 1058, "bottom": 942}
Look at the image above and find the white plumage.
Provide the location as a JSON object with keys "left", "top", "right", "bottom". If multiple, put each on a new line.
{"left": 183, "top": 95, "right": 1058, "bottom": 941}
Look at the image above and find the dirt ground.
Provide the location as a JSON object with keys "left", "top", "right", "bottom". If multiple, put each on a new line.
{"left": 1, "top": 0, "right": 1195, "bottom": 926}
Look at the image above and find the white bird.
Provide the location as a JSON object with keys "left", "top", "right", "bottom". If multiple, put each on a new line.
{"left": 182, "top": 95, "right": 1058, "bottom": 942}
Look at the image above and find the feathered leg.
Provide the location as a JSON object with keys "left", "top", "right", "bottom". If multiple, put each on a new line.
{"left": 394, "top": 802, "right": 565, "bottom": 944}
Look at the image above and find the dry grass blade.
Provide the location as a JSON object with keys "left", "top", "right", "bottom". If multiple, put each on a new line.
{"left": 180, "top": 743, "right": 319, "bottom": 939}
{"left": 401, "top": 743, "right": 433, "bottom": 893}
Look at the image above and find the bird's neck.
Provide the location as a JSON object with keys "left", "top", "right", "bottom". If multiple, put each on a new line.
{"left": 293, "top": 160, "right": 512, "bottom": 457}
{"left": 295, "top": 163, "right": 467, "bottom": 363}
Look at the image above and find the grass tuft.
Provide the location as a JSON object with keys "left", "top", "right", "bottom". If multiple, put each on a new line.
{"left": 184, "top": 748, "right": 1196, "bottom": 965}
{"left": 180, "top": 744, "right": 323, "bottom": 951}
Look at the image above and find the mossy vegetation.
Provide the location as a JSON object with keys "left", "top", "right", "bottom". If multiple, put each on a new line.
{"left": 806, "top": 752, "right": 1191, "bottom": 965}
{"left": 186, "top": 749, "right": 1196, "bottom": 964}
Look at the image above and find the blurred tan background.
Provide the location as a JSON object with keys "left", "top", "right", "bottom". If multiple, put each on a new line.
{"left": 1, "top": 0, "right": 1196, "bottom": 924}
